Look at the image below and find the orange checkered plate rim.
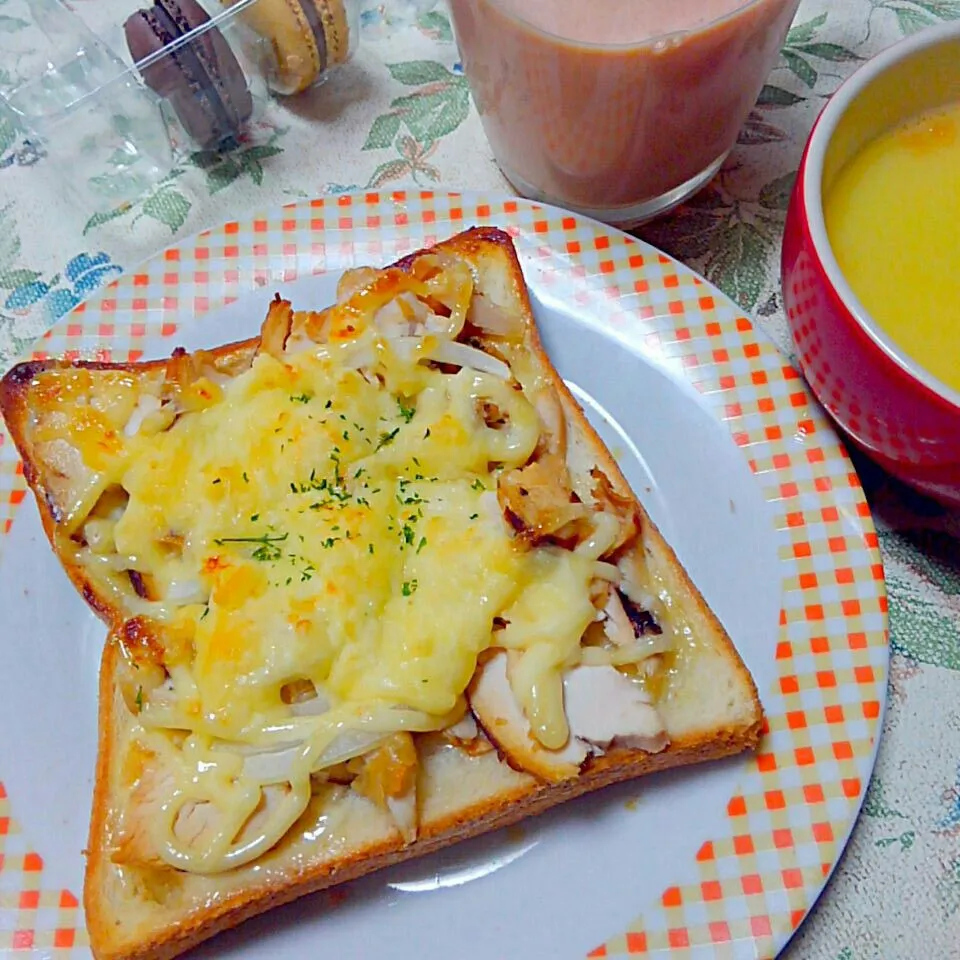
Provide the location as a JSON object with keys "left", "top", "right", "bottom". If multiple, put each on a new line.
{"left": 0, "top": 191, "right": 888, "bottom": 959}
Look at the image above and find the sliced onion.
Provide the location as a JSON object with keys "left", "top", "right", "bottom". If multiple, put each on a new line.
{"left": 372, "top": 329, "right": 512, "bottom": 380}
{"left": 289, "top": 690, "right": 333, "bottom": 717}
{"left": 478, "top": 490, "right": 504, "bottom": 528}
{"left": 375, "top": 297, "right": 419, "bottom": 338}
{"left": 312, "top": 729, "right": 388, "bottom": 771}
{"left": 235, "top": 728, "right": 388, "bottom": 784}
{"left": 83, "top": 517, "right": 115, "bottom": 554}
{"left": 240, "top": 743, "right": 307, "bottom": 784}
{"left": 430, "top": 340, "right": 510, "bottom": 379}
{"left": 212, "top": 738, "right": 299, "bottom": 758}
{"left": 575, "top": 511, "right": 622, "bottom": 560}
{"left": 383, "top": 335, "right": 423, "bottom": 362}
{"left": 468, "top": 293, "right": 523, "bottom": 339}
{"left": 423, "top": 311, "right": 455, "bottom": 335}
{"left": 402, "top": 292, "right": 433, "bottom": 329}
{"left": 607, "top": 635, "right": 674, "bottom": 663}
{"left": 601, "top": 589, "right": 635, "bottom": 647}
{"left": 138, "top": 702, "right": 195, "bottom": 730}
{"left": 592, "top": 560, "right": 622, "bottom": 583}
{"left": 148, "top": 676, "right": 177, "bottom": 708}
{"left": 199, "top": 367, "right": 233, "bottom": 388}
{"left": 342, "top": 344, "right": 376, "bottom": 371}
{"left": 165, "top": 578, "right": 206, "bottom": 605}
{"left": 580, "top": 635, "right": 674, "bottom": 667}
{"left": 361, "top": 704, "right": 465, "bottom": 733}
{"left": 82, "top": 551, "right": 143, "bottom": 572}
{"left": 124, "top": 394, "right": 162, "bottom": 437}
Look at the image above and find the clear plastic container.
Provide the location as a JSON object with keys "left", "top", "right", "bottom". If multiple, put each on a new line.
{"left": 0, "top": 0, "right": 361, "bottom": 212}
{"left": 359, "top": 0, "right": 438, "bottom": 38}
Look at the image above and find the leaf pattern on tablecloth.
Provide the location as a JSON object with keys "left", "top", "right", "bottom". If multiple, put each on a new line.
{"left": 780, "top": 11, "right": 864, "bottom": 88}
{"left": 81, "top": 124, "right": 290, "bottom": 236}
{"left": 864, "top": 776, "right": 909, "bottom": 820}
{"left": 368, "top": 135, "right": 442, "bottom": 187}
{"left": 862, "top": 775, "right": 917, "bottom": 852}
{"left": 0, "top": 136, "right": 44, "bottom": 172}
{"left": 887, "top": 652, "right": 923, "bottom": 708}
{"left": 0, "top": 251, "right": 123, "bottom": 360}
{"left": 937, "top": 763, "right": 960, "bottom": 837}
{"left": 937, "top": 854, "right": 960, "bottom": 919}
{"left": 416, "top": 9, "right": 454, "bottom": 42}
{"left": 363, "top": 59, "right": 470, "bottom": 161}
{"left": 643, "top": 165, "right": 799, "bottom": 312}
{"left": 3, "top": 252, "right": 121, "bottom": 316}
{"left": 868, "top": 477, "right": 960, "bottom": 673}
{"left": 887, "top": 587, "right": 960, "bottom": 670}
{"left": 0, "top": 204, "right": 123, "bottom": 363}
{"left": 0, "top": 107, "right": 18, "bottom": 161}
{"left": 191, "top": 137, "right": 288, "bottom": 194}
{"left": 0, "top": 11, "right": 29, "bottom": 32}
{"left": 872, "top": 0, "right": 960, "bottom": 35}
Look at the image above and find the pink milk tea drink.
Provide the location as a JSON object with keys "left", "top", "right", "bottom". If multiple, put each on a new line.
{"left": 448, "top": 0, "right": 801, "bottom": 226}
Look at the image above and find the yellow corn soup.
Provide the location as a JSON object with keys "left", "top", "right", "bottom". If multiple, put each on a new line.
{"left": 824, "top": 101, "right": 960, "bottom": 394}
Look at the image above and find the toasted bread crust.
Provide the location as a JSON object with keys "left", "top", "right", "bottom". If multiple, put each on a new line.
{"left": 86, "top": 639, "right": 759, "bottom": 960}
{"left": 1, "top": 227, "right": 762, "bottom": 960}
{"left": 0, "top": 342, "right": 260, "bottom": 625}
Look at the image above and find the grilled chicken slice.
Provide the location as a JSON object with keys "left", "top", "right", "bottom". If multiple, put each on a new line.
{"left": 172, "top": 799, "right": 222, "bottom": 850}
{"left": 497, "top": 454, "right": 590, "bottom": 545}
{"left": 113, "top": 745, "right": 309, "bottom": 873}
{"left": 468, "top": 652, "right": 670, "bottom": 784}
{"left": 468, "top": 651, "right": 588, "bottom": 782}
{"left": 601, "top": 589, "right": 636, "bottom": 646}
{"left": 111, "top": 755, "right": 173, "bottom": 868}
{"left": 466, "top": 291, "right": 524, "bottom": 339}
{"left": 589, "top": 467, "right": 640, "bottom": 557}
{"left": 563, "top": 665, "right": 668, "bottom": 753}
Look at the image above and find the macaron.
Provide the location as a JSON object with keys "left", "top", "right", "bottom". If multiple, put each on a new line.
{"left": 226, "top": 0, "right": 350, "bottom": 96}
{"left": 125, "top": 0, "right": 253, "bottom": 151}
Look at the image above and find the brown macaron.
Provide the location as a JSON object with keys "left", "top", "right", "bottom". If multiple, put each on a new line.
{"left": 126, "top": 0, "right": 253, "bottom": 150}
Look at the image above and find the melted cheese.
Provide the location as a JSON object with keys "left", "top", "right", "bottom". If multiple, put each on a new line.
{"left": 34, "top": 260, "right": 669, "bottom": 875}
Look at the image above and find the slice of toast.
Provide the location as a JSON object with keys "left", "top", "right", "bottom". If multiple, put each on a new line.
{"left": 0, "top": 227, "right": 763, "bottom": 960}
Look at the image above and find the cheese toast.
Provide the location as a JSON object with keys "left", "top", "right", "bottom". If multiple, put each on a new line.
{"left": 0, "top": 227, "right": 763, "bottom": 960}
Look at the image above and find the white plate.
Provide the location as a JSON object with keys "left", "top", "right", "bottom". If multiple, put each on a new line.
{"left": 0, "top": 191, "right": 889, "bottom": 959}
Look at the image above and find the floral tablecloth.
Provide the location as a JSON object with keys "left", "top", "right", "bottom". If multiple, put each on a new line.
{"left": 1, "top": 1, "right": 959, "bottom": 957}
